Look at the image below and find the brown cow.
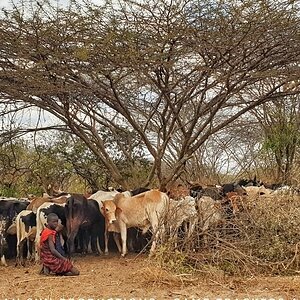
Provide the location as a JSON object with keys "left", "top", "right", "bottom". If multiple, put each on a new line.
{"left": 27, "top": 195, "right": 70, "bottom": 212}
{"left": 101, "top": 190, "right": 169, "bottom": 257}
{"left": 224, "top": 191, "right": 243, "bottom": 215}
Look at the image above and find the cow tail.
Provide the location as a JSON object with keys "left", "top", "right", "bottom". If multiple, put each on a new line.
{"left": 16, "top": 215, "right": 21, "bottom": 248}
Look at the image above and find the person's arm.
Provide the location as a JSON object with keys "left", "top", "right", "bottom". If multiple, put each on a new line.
{"left": 48, "top": 236, "right": 67, "bottom": 260}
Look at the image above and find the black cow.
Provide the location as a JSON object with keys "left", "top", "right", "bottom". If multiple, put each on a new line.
{"left": 0, "top": 199, "right": 29, "bottom": 217}
{"left": 189, "top": 185, "right": 224, "bottom": 200}
{"left": 0, "top": 200, "right": 29, "bottom": 265}
{"left": 237, "top": 176, "right": 263, "bottom": 187}
{"left": 222, "top": 183, "right": 247, "bottom": 196}
{"left": 130, "top": 187, "right": 151, "bottom": 196}
{"left": 65, "top": 194, "right": 105, "bottom": 256}
{"left": 189, "top": 185, "right": 203, "bottom": 198}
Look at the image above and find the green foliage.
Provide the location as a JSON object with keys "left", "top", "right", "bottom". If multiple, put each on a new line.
{"left": 260, "top": 98, "right": 300, "bottom": 183}
{"left": 0, "top": 131, "right": 153, "bottom": 196}
{"left": 0, "top": 185, "right": 17, "bottom": 197}
{"left": 263, "top": 122, "right": 300, "bottom": 153}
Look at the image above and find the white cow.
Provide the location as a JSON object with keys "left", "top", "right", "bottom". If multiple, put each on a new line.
{"left": 244, "top": 185, "right": 273, "bottom": 197}
{"left": 35, "top": 202, "right": 66, "bottom": 261}
{"left": 15, "top": 210, "right": 37, "bottom": 265}
{"left": 167, "top": 196, "right": 198, "bottom": 242}
{"left": 196, "top": 196, "right": 223, "bottom": 245}
{"left": 88, "top": 190, "right": 120, "bottom": 209}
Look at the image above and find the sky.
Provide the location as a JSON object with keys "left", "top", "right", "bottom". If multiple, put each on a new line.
{"left": 0, "top": 0, "right": 103, "bottom": 9}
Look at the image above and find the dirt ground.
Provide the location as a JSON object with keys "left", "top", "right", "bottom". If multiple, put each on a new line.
{"left": 1, "top": 253, "right": 300, "bottom": 300}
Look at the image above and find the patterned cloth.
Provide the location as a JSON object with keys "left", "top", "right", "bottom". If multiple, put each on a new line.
{"left": 40, "top": 228, "right": 73, "bottom": 274}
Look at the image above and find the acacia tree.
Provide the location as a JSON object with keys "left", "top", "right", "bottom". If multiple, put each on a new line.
{"left": 252, "top": 97, "right": 300, "bottom": 184}
{"left": 0, "top": 0, "right": 299, "bottom": 190}
{"left": 56, "top": 131, "right": 150, "bottom": 190}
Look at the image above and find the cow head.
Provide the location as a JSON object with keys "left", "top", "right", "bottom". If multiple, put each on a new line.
{"left": 64, "top": 194, "right": 88, "bottom": 254}
{"left": 101, "top": 200, "right": 119, "bottom": 224}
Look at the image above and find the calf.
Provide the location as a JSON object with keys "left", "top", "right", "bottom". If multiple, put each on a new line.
{"left": 167, "top": 184, "right": 189, "bottom": 200}
{"left": 100, "top": 203, "right": 121, "bottom": 255}
{"left": 195, "top": 186, "right": 223, "bottom": 200}
{"left": 189, "top": 185, "right": 203, "bottom": 198}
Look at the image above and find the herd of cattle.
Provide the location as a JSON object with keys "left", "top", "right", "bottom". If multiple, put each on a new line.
{"left": 0, "top": 181, "right": 298, "bottom": 267}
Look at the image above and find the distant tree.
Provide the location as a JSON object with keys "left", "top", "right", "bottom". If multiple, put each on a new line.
{"left": 0, "top": 140, "right": 30, "bottom": 196}
{"left": 0, "top": 134, "right": 77, "bottom": 196}
{"left": 253, "top": 96, "right": 300, "bottom": 184}
{"left": 56, "top": 131, "right": 151, "bottom": 191}
{"left": 0, "top": 0, "right": 299, "bottom": 190}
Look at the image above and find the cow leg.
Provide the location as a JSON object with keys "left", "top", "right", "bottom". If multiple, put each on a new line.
{"left": 127, "top": 229, "right": 136, "bottom": 252}
{"left": 90, "top": 225, "right": 101, "bottom": 255}
{"left": 1, "top": 254, "right": 7, "bottom": 267}
{"left": 104, "top": 227, "right": 109, "bottom": 255}
{"left": 16, "top": 238, "right": 26, "bottom": 266}
{"left": 183, "top": 221, "right": 188, "bottom": 236}
{"left": 26, "top": 238, "right": 32, "bottom": 260}
{"left": 28, "top": 240, "right": 35, "bottom": 261}
{"left": 149, "top": 215, "right": 160, "bottom": 256}
{"left": 201, "top": 220, "right": 209, "bottom": 247}
{"left": 34, "top": 238, "right": 40, "bottom": 261}
{"left": 119, "top": 223, "right": 127, "bottom": 257}
{"left": 82, "top": 230, "right": 89, "bottom": 254}
{"left": 113, "top": 232, "right": 122, "bottom": 253}
{"left": 96, "top": 236, "right": 102, "bottom": 255}
{"left": 87, "top": 235, "right": 92, "bottom": 254}
{"left": 0, "top": 234, "right": 8, "bottom": 266}
{"left": 77, "top": 228, "right": 87, "bottom": 254}
{"left": 174, "top": 226, "right": 178, "bottom": 248}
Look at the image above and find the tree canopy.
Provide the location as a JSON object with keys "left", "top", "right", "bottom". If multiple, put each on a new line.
{"left": 1, "top": 0, "right": 299, "bottom": 189}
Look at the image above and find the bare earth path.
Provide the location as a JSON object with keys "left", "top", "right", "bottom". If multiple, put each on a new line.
{"left": 1, "top": 254, "right": 300, "bottom": 300}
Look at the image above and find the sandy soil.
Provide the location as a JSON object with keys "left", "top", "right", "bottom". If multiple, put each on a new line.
{"left": 1, "top": 254, "right": 300, "bottom": 300}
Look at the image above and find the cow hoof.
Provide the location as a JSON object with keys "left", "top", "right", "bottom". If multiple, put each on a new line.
{"left": 104, "top": 252, "right": 109, "bottom": 256}
{"left": 149, "top": 252, "right": 155, "bottom": 258}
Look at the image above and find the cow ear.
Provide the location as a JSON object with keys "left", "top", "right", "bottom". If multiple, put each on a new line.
{"left": 116, "top": 207, "right": 122, "bottom": 214}
{"left": 100, "top": 206, "right": 105, "bottom": 214}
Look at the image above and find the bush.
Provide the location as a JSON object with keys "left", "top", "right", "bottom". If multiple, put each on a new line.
{"left": 153, "top": 194, "right": 300, "bottom": 276}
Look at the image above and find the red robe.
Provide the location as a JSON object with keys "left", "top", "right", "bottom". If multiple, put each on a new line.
{"left": 40, "top": 227, "right": 73, "bottom": 274}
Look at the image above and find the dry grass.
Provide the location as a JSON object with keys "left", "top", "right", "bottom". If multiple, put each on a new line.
{"left": 152, "top": 194, "right": 300, "bottom": 278}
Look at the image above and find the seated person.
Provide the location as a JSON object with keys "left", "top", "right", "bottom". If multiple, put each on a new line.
{"left": 40, "top": 213, "right": 79, "bottom": 276}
